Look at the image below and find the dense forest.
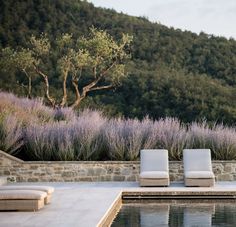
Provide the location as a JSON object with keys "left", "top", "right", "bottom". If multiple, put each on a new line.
{"left": 0, "top": 0, "right": 236, "bottom": 124}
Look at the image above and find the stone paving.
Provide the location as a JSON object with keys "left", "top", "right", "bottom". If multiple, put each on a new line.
{"left": 0, "top": 182, "right": 236, "bottom": 227}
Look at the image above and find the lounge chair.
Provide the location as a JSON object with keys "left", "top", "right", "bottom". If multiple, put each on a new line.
{"left": 139, "top": 149, "right": 169, "bottom": 186}
{"left": 0, "top": 190, "right": 47, "bottom": 211}
{"left": 183, "top": 149, "right": 215, "bottom": 187}
{"left": 0, "top": 185, "right": 54, "bottom": 204}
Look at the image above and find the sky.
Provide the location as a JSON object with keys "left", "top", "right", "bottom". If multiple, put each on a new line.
{"left": 88, "top": 0, "right": 236, "bottom": 39}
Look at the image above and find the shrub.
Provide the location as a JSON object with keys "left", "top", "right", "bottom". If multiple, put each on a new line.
{"left": 188, "top": 122, "right": 236, "bottom": 160}
{"left": 53, "top": 107, "right": 77, "bottom": 122}
{"left": 24, "top": 122, "right": 76, "bottom": 161}
{"left": 71, "top": 110, "right": 107, "bottom": 160}
{"left": 210, "top": 125, "right": 236, "bottom": 160}
{"left": 1, "top": 92, "right": 236, "bottom": 161}
{"left": 0, "top": 113, "right": 23, "bottom": 155}
{"left": 105, "top": 118, "right": 153, "bottom": 160}
{"left": 188, "top": 121, "right": 213, "bottom": 149}
{"left": 104, "top": 117, "right": 189, "bottom": 161}
{"left": 151, "top": 118, "right": 189, "bottom": 160}
{"left": 0, "top": 91, "right": 54, "bottom": 124}
{"left": 24, "top": 109, "right": 106, "bottom": 161}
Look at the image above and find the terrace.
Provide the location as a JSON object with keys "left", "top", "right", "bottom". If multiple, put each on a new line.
{"left": 0, "top": 93, "right": 236, "bottom": 226}
{"left": 1, "top": 181, "right": 236, "bottom": 227}
{"left": 1, "top": 149, "right": 236, "bottom": 226}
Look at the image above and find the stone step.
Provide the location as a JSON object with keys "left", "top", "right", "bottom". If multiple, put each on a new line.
{"left": 0, "top": 176, "right": 7, "bottom": 186}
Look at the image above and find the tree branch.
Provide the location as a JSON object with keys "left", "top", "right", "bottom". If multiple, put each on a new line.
{"left": 33, "top": 63, "right": 56, "bottom": 107}
{"left": 100, "top": 60, "right": 117, "bottom": 77}
{"left": 81, "top": 77, "right": 101, "bottom": 97}
{"left": 71, "top": 77, "right": 101, "bottom": 109}
{"left": 89, "top": 84, "right": 114, "bottom": 92}
{"left": 22, "top": 69, "right": 32, "bottom": 99}
{"left": 71, "top": 60, "right": 117, "bottom": 109}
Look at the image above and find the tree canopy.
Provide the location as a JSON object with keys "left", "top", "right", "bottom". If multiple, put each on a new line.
{"left": 1, "top": 28, "right": 132, "bottom": 108}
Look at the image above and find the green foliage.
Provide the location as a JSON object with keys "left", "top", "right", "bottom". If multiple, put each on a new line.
{"left": 0, "top": 27, "right": 132, "bottom": 107}
{"left": 30, "top": 33, "right": 50, "bottom": 57}
{"left": 0, "top": 0, "right": 236, "bottom": 123}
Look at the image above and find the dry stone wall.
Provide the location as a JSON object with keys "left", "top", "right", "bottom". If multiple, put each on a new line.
{"left": 0, "top": 150, "right": 236, "bottom": 182}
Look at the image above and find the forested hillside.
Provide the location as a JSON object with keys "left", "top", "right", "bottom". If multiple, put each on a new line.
{"left": 0, "top": 0, "right": 236, "bottom": 124}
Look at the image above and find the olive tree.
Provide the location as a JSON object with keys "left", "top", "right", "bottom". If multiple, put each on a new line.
{"left": 0, "top": 47, "right": 36, "bottom": 98}
{"left": 0, "top": 28, "right": 132, "bottom": 108}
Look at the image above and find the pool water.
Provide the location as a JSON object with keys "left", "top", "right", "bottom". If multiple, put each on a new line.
{"left": 112, "top": 200, "right": 236, "bottom": 227}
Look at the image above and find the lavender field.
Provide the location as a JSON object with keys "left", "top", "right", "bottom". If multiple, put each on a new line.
{"left": 0, "top": 92, "right": 236, "bottom": 161}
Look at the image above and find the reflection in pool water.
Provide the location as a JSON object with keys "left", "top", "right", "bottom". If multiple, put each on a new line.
{"left": 112, "top": 200, "right": 236, "bottom": 227}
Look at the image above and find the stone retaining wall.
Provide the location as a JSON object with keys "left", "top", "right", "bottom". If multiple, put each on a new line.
{"left": 0, "top": 150, "right": 236, "bottom": 182}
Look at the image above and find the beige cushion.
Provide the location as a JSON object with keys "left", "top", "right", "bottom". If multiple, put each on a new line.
{"left": 140, "top": 171, "right": 169, "bottom": 179}
{"left": 185, "top": 171, "right": 215, "bottom": 179}
{"left": 0, "top": 190, "right": 47, "bottom": 200}
{"left": 183, "top": 149, "right": 213, "bottom": 172}
{"left": 0, "top": 186, "right": 54, "bottom": 194}
{"left": 140, "top": 149, "right": 169, "bottom": 172}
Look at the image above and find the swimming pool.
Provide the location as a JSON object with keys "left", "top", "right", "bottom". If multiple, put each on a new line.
{"left": 111, "top": 200, "right": 236, "bottom": 226}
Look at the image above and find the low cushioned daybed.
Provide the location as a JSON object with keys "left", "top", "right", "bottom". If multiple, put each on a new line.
{"left": 0, "top": 190, "right": 47, "bottom": 211}
{"left": 139, "top": 149, "right": 170, "bottom": 186}
{"left": 0, "top": 186, "right": 54, "bottom": 204}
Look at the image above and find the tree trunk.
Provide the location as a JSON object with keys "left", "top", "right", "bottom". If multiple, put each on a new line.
{"left": 70, "top": 75, "right": 114, "bottom": 109}
{"left": 71, "top": 97, "right": 84, "bottom": 109}
{"left": 60, "top": 70, "right": 69, "bottom": 107}
{"left": 33, "top": 65, "right": 56, "bottom": 107}
{"left": 23, "top": 69, "right": 32, "bottom": 99}
{"left": 28, "top": 75, "right": 32, "bottom": 99}
{"left": 71, "top": 76, "right": 83, "bottom": 109}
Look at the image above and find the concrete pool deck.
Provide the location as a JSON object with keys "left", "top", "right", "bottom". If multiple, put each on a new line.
{"left": 1, "top": 181, "right": 236, "bottom": 227}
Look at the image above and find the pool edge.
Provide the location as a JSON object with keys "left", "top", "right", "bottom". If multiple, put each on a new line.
{"left": 97, "top": 188, "right": 236, "bottom": 226}
{"left": 97, "top": 191, "right": 122, "bottom": 227}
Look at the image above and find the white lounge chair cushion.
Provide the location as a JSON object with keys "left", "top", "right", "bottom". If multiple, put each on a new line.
{"left": 140, "top": 149, "right": 169, "bottom": 172}
{"left": 185, "top": 171, "right": 215, "bottom": 179}
{"left": 0, "top": 190, "right": 47, "bottom": 200}
{"left": 140, "top": 171, "right": 169, "bottom": 179}
{"left": 183, "top": 149, "right": 213, "bottom": 172}
{"left": 0, "top": 185, "right": 54, "bottom": 194}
